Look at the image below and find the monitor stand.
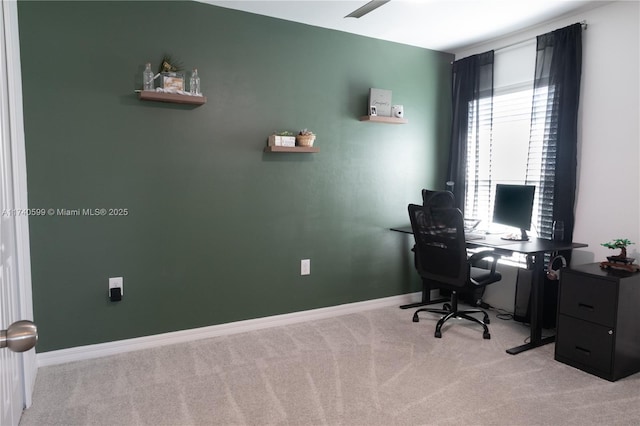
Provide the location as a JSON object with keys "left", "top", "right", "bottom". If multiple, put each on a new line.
{"left": 501, "top": 229, "right": 529, "bottom": 241}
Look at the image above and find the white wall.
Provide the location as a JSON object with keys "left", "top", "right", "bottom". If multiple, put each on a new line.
{"left": 455, "top": 1, "right": 640, "bottom": 311}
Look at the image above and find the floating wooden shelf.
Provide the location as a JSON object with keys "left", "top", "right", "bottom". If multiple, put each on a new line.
{"left": 359, "top": 115, "right": 408, "bottom": 124}
{"left": 138, "top": 91, "right": 207, "bottom": 105}
{"left": 263, "top": 146, "right": 319, "bottom": 153}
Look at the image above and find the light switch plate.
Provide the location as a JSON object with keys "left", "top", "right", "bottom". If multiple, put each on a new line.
{"left": 301, "top": 259, "right": 310, "bottom": 276}
{"left": 109, "top": 276, "right": 123, "bottom": 295}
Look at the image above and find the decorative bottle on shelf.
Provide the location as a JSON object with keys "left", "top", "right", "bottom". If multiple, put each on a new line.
{"left": 189, "top": 68, "right": 201, "bottom": 95}
{"left": 143, "top": 63, "right": 154, "bottom": 91}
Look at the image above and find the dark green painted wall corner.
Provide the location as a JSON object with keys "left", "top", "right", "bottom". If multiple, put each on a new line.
{"left": 17, "top": 1, "right": 453, "bottom": 352}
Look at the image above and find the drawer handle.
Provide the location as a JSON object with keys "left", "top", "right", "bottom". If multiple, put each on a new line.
{"left": 575, "top": 346, "right": 591, "bottom": 356}
{"left": 578, "top": 303, "right": 594, "bottom": 311}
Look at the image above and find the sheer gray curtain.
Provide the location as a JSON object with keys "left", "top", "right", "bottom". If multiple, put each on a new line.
{"left": 447, "top": 51, "right": 494, "bottom": 211}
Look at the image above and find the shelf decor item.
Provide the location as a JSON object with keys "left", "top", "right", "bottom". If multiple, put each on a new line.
{"left": 189, "top": 68, "right": 201, "bottom": 95}
{"left": 143, "top": 63, "right": 155, "bottom": 91}
{"left": 296, "top": 129, "right": 316, "bottom": 147}
{"left": 368, "top": 88, "right": 392, "bottom": 117}
{"left": 391, "top": 104, "right": 404, "bottom": 118}
{"left": 137, "top": 55, "right": 205, "bottom": 105}
{"left": 158, "top": 54, "right": 182, "bottom": 74}
{"left": 599, "top": 238, "right": 639, "bottom": 272}
{"left": 160, "top": 72, "right": 184, "bottom": 91}
{"left": 268, "top": 131, "right": 296, "bottom": 147}
{"left": 157, "top": 54, "right": 184, "bottom": 92}
{"left": 361, "top": 89, "right": 407, "bottom": 123}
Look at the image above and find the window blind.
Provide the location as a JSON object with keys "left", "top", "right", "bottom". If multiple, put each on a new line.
{"left": 463, "top": 40, "right": 556, "bottom": 240}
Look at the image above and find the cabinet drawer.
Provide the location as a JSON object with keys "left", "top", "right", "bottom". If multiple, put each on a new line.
{"left": 559, "top": 271, "right": 617, "bottom": 326}
{"left": 556, "top": 314, "right": 613, "bottom": 374}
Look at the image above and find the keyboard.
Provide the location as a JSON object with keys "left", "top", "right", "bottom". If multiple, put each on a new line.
{"left": 466, "top": 233, "right": 486, "bottom": 241}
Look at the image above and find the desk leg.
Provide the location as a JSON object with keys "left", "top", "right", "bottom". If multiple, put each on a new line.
{"left": 506, "top": 252, "right": 555, "bottom": 354}
{"left": 400, "top": 278, "right": 448, "bottom": 309}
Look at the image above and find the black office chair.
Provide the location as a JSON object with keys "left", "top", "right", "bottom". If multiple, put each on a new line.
{"left": 401, "top": 190, "right": 457, "bottom": 310}
{"left": 408, "top": 204, "right": 502, "bottom": 339}
{"left": 422, "top": 189, "right": 455, "bottom": 208}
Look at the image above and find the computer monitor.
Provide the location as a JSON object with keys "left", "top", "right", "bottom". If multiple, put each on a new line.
{"left": 492, "top": 184, "right": 536, "bottom": 241}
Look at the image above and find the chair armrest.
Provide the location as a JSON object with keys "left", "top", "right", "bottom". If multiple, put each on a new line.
{"left": 468, "top": 250, "right": 499, "bottom": 274}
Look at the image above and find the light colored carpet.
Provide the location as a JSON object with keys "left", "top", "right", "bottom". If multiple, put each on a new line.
{"left": 20, "top": 305, "right": 640, "bottom": 425}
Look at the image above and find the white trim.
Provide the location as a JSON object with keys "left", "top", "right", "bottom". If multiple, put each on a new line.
{"left": 2, "top": 0, "right": 37, "bottom": 409}
{"left": 37, "top": 292, "right": 421, "bottom": 367}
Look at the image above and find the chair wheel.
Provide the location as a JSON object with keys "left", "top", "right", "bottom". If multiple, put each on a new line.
{"left": 483, "top": 332, "right": 491, "bottom": 339}
{"left": 443, "top": 303, "right": 451, "bottom": 311}
{"left": 412, "top": 314, "right": 419, "bottom": 322}
{"left": 435, "top": 330, "right": 442, "bottom": 338}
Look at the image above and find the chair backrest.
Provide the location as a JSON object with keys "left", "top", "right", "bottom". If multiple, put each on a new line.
{"left": 408, "top": 204, "right": 468, "bottom": 288}
{"left": 422, "top": 189, "right": 455, "bottom": 208}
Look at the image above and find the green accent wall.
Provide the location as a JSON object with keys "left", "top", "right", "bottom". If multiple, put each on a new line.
{"left": 18, "top": 1, "right": 453, "bottom": 352}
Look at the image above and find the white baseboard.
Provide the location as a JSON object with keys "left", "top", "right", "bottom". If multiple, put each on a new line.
{"left": 37, "top": 292, "right": 421, "bottom": 367}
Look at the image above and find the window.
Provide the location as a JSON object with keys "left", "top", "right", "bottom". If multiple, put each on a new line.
{"left": 464, "top": 42, "right": 554, "bottom": 238}
{"left": 462, "top": 43, "right": 556, "bottom": 265}
{"left": 464, "top": 83, "right": 548, "bottom": 236}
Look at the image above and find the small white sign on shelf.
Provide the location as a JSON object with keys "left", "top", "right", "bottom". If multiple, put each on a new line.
{"left": 268, "top": 135, "right": 296, "bottom": 147}
{"left": 369, "top": 88, "right": 392, "bottom": 117}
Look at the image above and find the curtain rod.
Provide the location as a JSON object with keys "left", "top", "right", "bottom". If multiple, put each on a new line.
{"left": 455, "top": 21, "right": 587, "bottom": 61}
{"left": 495, "top": 21, "right": 587, "bottom": 53}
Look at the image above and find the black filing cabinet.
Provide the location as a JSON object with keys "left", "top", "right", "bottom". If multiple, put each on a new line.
{"left": 555, "top": 263, "right": 640, "bottom": 381}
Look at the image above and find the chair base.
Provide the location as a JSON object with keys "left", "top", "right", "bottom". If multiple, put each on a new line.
{"left": 413, "top": 303, "right": 491, "bottom": 339}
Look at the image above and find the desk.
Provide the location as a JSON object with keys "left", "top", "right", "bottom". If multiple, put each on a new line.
{"left": 391, "top": 226, "right": 588, "bottom": 355}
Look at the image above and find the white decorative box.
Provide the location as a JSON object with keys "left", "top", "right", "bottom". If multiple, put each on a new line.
{"left": 369, "top": 88, "right": 392, "bottom": 117}
{"left": 160, "top": 72, "right": 184, "bottom": 91}
{"left": 268, "top": 135, "right": 296, "bottom": 147}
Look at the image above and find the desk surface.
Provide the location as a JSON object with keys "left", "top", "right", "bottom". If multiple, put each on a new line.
{"left": 390, "top": 226, "right": 588, "bottom": 253}
{"left": 473, "top": 236, "right": 588, "bottom": 253}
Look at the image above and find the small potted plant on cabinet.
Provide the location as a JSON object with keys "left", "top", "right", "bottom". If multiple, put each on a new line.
{"left": 601, "top": 238, "right": 635, "bottom": 263}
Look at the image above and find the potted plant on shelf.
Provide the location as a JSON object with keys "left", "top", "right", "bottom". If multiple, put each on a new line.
{"left": 601, "top": 238, "right": 635, "bottom": 263}
{"left": 296, "top": 129, "right": 316, "bottom": 147}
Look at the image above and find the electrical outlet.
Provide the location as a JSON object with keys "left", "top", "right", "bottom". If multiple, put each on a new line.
{"left": 109, "top": 276, "right": 123, "bottom": 295}
{"left": 301, "top": 259, "right": 310, "bottom": 276}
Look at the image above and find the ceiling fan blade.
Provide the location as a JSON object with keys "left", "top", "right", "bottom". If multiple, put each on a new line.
{"left": 345, "top": 0, "right": 391, "bottom": 19}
